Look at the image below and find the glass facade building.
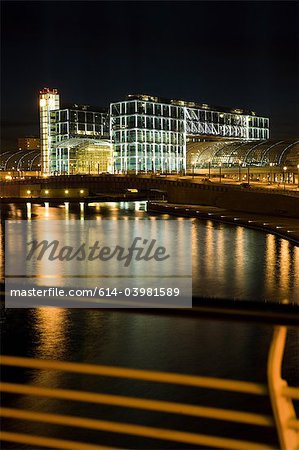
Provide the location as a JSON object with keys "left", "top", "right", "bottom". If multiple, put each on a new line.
{"left": 40, "top": 90, "right": 271, "bottom": 175}
{"left": 110, "top": 94, "right": 270, "bottom": 173}
{"left": 75, "top": 140, "right": 113, "bottom": 174}
{"left": 110, "top": 95, "right": 186, "bottom": 173}
{"left": 48, "top": 104, "right": 109, "bottom": 174}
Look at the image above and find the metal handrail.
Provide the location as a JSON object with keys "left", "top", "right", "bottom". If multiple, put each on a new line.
{"left": 0, "top": 355, "right": 269, "bottom": 393}
{"left": 1, "top": 328, "right": 299, "bottom": 450}
{"left": 1, "top": 295, "right": 299, "bottom": 450}
{"left": 0, "top": 382, "right": 273, "bottom": 426}
{"left": 0, "top": 407, "right": 275, "bottom": 450}
{"left": 267, "top": 326, "right": 299, "bottom": 450}
{"left": 0, "top": 431, "right": 118, "bottom": 450}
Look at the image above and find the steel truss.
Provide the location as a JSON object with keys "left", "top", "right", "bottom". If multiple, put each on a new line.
{"left": 184, "top": 107, "right": 268, "bottom": 140}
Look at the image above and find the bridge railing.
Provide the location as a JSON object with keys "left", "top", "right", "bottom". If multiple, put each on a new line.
{"left": 1, "top": 302, "right": 299, "bottom": 450}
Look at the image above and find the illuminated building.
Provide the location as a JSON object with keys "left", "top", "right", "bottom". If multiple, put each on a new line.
{"left": 49, "top": 104, "right": 109, "bottom": 174}
{"left": 52, "top": 138, "right": 113, "bottom": 174}
{"left": 110, "top": 94, "right": 270, "bottom": 173}
{"left": 75, "top": 139, "right": 113, "bottom": 174}
{"left": 39, "top": 87, "right": 110, "bottom": 174}
{"left": 39, "top": 90, "right": 273, "bottom": 175}
{"left": 39, "top": 88, "right": 60, "bottom": 174}
{"left": 1, "top": 140, "right": 298, "bottom": 181}
{"left": 17, "top": 137, "right": 40, "bottom": 151}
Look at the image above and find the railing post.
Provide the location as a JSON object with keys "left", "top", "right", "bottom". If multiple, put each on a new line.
{"left": 267, "top": 326, "right": 299, "bottom": 450}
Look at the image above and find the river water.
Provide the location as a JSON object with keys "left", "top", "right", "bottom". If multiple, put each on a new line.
{"left": 1, "top": 201, "right": 299, "bottom": 449}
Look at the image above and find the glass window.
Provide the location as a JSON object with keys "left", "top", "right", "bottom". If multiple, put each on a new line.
{"left": 128, "top": 130, "right": 136, "bottom": 142}
{"left": 146, "top": 117, "right": 154, "bottom": 129}
{"left": 137, "top": 116, "right": 146, "bottom": 128}
{"left": 137, "top": 102, "right": 146, "bottom": 114}
{"left": 70, "top": 111, "right": 77, "bottom": 122}
{"left": 60, "top": 110, "right": 67, "bottom": 122}
{"left": 86, "top": 113, "right": 93, "bottom": 123}
{"left": 170, "top": 106, "right": 177, "bottom": 119}
{"left": 155, "top": 131, "right": 161, "bottom": 144}
{"left": 127, "top": 102, "right": 136, "bottom": 114}
{"left": 162, "top": 118, "right": 169, "bottom": 130}
{"left": 78, "top": 112, "right": 85, "bottom": 123}
{"left": 120, "top": 103, "right": 125, "bottom": 115}
{"left": 178, "top": 108, "right": 184, "bottom": 119}
{"left": 127, "top": 116, "right": 135, "bottom": 128}
{"left": 163, "top": 105, "right": 169, "bottom": 117}
{"left": 155, "top": 118, "right": 161, "bottom": 130}
{"left": 155, "top": 104, "right": 162, "bottom": 116}
{"left": 146, "top": 103, "right": 154, "bottom": 115}
{"left": 137, "top": 130, "right": 144, "bottom": 142}
{"left": 60, "top": 123, "right": 67, "bottom": 134}
{"left": 112, "top": 104, "right": 120, "bottom": 116}
{"left": 69, "top": 123, "right": 76, "bottom": 134}
{"left": 199, "top": 111, "right": 205, "bottom": 122}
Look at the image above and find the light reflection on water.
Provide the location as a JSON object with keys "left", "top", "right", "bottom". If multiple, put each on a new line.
{"left": 1, "top": 202, "right": 298, "bottom": 449}
{"left": 1, "top": 201, "right": 299, "bottom": 303}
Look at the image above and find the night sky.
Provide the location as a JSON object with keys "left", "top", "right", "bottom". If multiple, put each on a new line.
{"left": 1, "top": 1, "right": 298, "bottom": 150}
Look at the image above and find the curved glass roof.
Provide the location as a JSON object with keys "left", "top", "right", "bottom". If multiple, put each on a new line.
{"left": 1, "top": 139, "right": 298, "bottom": 172}
{"left": 53, "top": 138, "right": 112, "bottom": 148}
{"left": 187, "top": 140, "right": 299, "bottom": 167}
{"left": 0, "top": 149, "right": 40, "bottom": 171}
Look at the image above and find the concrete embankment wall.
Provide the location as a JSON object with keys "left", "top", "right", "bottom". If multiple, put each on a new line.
{"left": 165, "top": 184, "right": 299, "bottom": 218}
{"left": 1, "top": 177, "right": 299, "bottom": 218}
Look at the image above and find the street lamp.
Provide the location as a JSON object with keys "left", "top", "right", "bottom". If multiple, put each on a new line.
{"left": 208, "top": 160, "right": 211, "bottom": 179}
{"left": 219, "top": 163, "right": 222, "bottom": 183}
{"left": 283, "top": 166, "right": 287, "bottom": 191}
{"left": 192, "top": 162, "right": 195, "bottom": 179}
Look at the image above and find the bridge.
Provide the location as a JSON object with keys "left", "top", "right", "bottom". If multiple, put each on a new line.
{"left": 1, "top": 174, "right": 299, "bottom": 218}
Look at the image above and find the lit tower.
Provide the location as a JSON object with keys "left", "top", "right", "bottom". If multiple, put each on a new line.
{"left": 39, "top": 88, "right": 60, "bottom": 174}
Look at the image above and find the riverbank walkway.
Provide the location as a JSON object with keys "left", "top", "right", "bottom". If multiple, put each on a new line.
{"left": 148, "top": 202, "right": 299, "bottom": 246}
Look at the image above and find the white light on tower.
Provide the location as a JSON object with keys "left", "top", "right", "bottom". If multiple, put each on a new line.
{"left": 39, "top": 88, "right": 60, "bottom": 175}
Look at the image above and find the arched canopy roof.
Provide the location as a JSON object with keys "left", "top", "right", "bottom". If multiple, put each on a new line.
{"left": 0, "top": 149, "right": 40, "bottom": 171}
{"left": 187, "top": 140, "right": 299, "bottom": 167}
{"left": 54, "top": 138, "right": 112, "bottom": 149}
